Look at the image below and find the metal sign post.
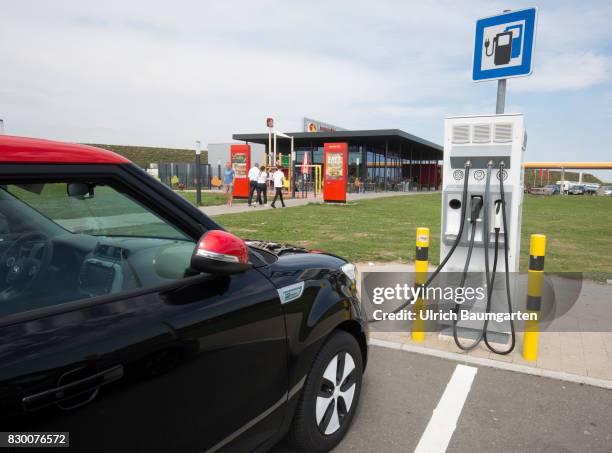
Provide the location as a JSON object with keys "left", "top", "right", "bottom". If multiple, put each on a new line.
{"left": 195, "top": 141, "right": 202, "bottom": 206}
{"left": 291, "top": 149, "right": 296, "bottom": 198}
{"left": 267, "top": 117, "right": 274, "bottom": 167}
{"left": 496, "top": 79, "right": 506, "bottom": 114}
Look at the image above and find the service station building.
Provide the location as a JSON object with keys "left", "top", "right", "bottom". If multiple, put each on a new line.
{"left": 233, "top": 129, "right": 443, "bottom": 193}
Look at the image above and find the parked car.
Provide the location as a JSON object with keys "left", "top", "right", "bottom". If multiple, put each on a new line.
{"left": 528, "top": 186, "right": 554, "bottom": 195}
{"left": 604, "top": 186, "right": 612, "bottom": 196}
{"left": 568, "top": 184, "right": 585, "bottom": 195}
{"left": 583, "top": 183, "right": 600, "bottom": 195}
{"left": 0, "top": 135, "right": 368, "bottom": 453}
{"left": 544, "top": 184, "right": 560, "bottom": 194}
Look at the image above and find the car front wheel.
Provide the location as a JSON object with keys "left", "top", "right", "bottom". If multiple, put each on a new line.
{"left": 287, "top": 330, "right": 363, "bottom": 452}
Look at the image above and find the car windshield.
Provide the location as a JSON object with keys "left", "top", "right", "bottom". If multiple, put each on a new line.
{"left": 1, "top": 183, "right": 191, "bottom": 241}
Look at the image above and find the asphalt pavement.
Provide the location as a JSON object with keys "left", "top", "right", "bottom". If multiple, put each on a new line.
{"left": 272, "top": 345, "right": 612, "bottom": 453}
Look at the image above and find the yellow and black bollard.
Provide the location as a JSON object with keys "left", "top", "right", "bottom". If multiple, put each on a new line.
{"left": 523, "top": 234, "right": 547, "bottom": 362}
{"left": 412, "top": 227, "right": 429, "bottom": 342}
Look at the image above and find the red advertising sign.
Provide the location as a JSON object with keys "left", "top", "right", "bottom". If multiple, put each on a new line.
{"left": 230, "top": 144, "right": 251, "bottom": 198}
{"left": 266, "top": 117, "right": 274, "bottom": 128}
{"left": 323, "top": 142, "right": 348, "bottom": 203}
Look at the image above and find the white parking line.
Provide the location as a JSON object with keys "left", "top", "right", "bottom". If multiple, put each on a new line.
{"left": 414, "top": 364, "right": 477, "bottom": 453}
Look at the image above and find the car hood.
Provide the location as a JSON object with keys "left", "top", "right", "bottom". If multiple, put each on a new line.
{"left": 247, "top": 239, "right": 348, "bottom": 287}
{"left": 246, "top": 239, "right": 344, "bottom": 260}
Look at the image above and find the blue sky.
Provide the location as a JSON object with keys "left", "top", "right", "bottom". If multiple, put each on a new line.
{"left": 1, "top": 1, "right": 611, "bottom": 178}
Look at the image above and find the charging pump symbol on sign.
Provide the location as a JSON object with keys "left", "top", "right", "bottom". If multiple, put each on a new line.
{"left": 482, "top": 21, "right": 525, "bottom": 69}
{"left": 472, "top": 8, "right": 537, "bottom": 81}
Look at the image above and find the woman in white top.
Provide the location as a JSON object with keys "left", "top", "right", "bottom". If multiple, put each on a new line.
{"left": 256, "top": 168, "right": 268, "bottom": 205}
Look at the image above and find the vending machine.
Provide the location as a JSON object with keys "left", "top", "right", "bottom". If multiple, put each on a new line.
{"left": 230, "top": 144, "right": 251, "bottom": 198}
{"left": 323, "top": 142, "right": 348, "bottom": 203}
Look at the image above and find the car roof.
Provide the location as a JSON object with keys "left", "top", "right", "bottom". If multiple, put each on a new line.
{"left": 0, "top": 135, "right": 130, "bottom": 164}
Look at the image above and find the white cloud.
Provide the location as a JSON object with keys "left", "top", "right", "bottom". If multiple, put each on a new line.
{"left": 513, "top": 51, "right": 612, "bottom": 92}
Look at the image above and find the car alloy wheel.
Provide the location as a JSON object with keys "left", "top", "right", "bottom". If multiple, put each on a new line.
{"left": 286, "top": 330, "right": 363, "bottom": 452}
{"left": 316, "top": 352, "right": 357, "bottom": 435}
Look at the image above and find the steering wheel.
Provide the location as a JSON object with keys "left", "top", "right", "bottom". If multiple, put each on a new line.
{"left": 0, "top": 231, "right": 53, "bottom": 302}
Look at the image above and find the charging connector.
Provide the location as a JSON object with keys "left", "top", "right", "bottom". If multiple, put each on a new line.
{"left": 493, "top": 200, "right": 503, "bottom": 231}
{"left": 470, "top": 196, "right": 483, "bottom": 223}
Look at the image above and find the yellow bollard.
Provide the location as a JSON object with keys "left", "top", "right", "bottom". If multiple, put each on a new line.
{"left": 412, "top": 227, "right": 429, "bottom": 342}
{"left": 523, "top": 234, "right": 547, "bottom": 362}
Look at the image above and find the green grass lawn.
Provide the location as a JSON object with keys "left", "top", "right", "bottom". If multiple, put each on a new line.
{"left": 177, "top": 191, "right": 244, "bottom": 206}
{"left": 214, "top": 194, "right": 612, "bottom": 280}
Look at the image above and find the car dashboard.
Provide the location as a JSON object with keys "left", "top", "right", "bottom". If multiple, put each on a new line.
{"left": 0, "top": 232, "right": 195, "bottom": 315}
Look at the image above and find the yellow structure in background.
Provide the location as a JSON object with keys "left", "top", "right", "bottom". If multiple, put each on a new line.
{"left": 523, "top": 234, "right": 547, "bottom": 362}
{"left": 412, "top": 227, "right": 429, "bottom": 342}
{"left": 290, "top": 164, "right": 322, "bottom": 197}
{"left": 523, "top": 162, "right": 612, "bottom": 169}
{"left": 268, "top": 153, "right": 321, "bottom": 196}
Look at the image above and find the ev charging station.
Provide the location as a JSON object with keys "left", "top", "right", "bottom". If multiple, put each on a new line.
{"left": 438, "top": 114, "right": 527, "bottom": 347}
{"left": 441, "top": 114, "right": 526, "bottom": 274}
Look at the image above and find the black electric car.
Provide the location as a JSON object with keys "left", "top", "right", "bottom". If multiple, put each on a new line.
{"left": 0, "top": 136, "right": 368, "bottom": 452}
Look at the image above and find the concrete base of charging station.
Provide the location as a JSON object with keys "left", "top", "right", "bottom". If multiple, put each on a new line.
{"left": 438, "top": 325, "right": 508, "bottom": 346}
{"left": 358, "top": 262, "right": 612, "bottom": 386}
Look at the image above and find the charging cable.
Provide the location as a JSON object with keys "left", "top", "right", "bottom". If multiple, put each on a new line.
{"left": 449, "top": 162, "right": 493, "bottom": 351}
{"left": 484, "top": 38, "right": 495, "bottom": 57}
{"left": 368, "top": 161, "right": 472, "bottom": 322}
{"left": 423, "top": 162, "right": 471, "bottom": 288}
{"left": 450, "top": 162, "right": 516, "bottom": 354}
{"left": 451, "top": 194, "right": 484, "bottom": 351}
{"left": 368, "top": 160, "right": 517, "bottom": 356}
{"left": 368, "top": 159, "right": 516, "bottom": 357}
{"left": 483, "top": 162, "right": 516, "bottom": 354}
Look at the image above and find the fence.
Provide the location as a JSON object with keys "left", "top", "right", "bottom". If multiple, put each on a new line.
{"left": 158, "top": 163, "right": 212, "bottom": 190}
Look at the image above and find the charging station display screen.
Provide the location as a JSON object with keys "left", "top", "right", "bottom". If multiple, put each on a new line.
{"left": 498, "top": 34, "right": 510, "bottom": 46}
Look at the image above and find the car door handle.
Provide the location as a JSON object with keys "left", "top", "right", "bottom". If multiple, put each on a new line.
{"left": 22, "top": 364, "right": 123, "bottom": 412}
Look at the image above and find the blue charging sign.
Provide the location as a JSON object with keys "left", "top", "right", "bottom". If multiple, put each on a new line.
{"left": 472, "top": 8, "right": 537, "bottom": 82}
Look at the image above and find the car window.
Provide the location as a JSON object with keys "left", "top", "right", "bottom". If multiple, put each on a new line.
{"left": 0, "top": 181, "right": 197, "bottom": 317}
{"left": 7, "top": 183, "right": 190, "bottom": 240}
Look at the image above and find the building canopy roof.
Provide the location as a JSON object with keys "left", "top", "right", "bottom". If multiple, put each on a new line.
{"left": 232, "top": 129, "right": 442, "bottom": 160}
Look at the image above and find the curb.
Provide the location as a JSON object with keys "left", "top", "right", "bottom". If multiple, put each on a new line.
{"left": 370, "top": 338, "right": 612, "bottom": 390}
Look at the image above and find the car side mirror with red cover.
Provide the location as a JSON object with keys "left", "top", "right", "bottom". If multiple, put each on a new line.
{"left": 191, "top": 230, "right": 251, "bottom": 275}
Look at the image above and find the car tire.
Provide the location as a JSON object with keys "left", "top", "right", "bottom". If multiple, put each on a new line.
{"left": 287, "top": 330, "right": 363, "bottom": 452}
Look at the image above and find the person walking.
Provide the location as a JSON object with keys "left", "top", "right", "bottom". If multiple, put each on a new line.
{"left": 223, "top": 161, "right": 235, "bottom": 206}
{"left": 271, "top": 167, "right": 286, "bottom": 208}
{"left": 256, "top": 166, "right": 268, "bottom": 205}
{"left": 247, "top": 163, "right": 260, "bottom": 207}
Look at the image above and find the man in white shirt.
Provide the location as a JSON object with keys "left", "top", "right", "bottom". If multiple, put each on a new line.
{"left": 247, "top": 163, "right": 260, "bottom": 207}
{"left": 271, "top": 168, "right": 286, "bottom": 208}
{"left": 256, "top": 167, "right": 268, "bottom": 205}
